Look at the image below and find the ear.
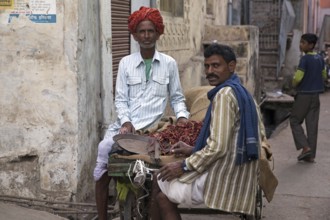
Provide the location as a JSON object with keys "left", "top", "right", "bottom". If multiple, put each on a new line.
{"left": 309, "top": 43, "right": 316, "bottom": 50}
{"left": 132, "top": 33, "right": 138, "bottom": 41}
{"left": 228, "top": 60, "right": 236, "bottom": 72}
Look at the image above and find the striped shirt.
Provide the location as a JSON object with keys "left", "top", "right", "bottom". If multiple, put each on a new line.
{"left": 104, "top": 50, "right": 189, "bottom": 139}
{"left": 180, "top": 87, "right": 264, "bottom": 215}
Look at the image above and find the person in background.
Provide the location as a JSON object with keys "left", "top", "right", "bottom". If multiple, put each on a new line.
{"left": 290, "top": 33, "right": 327, "bottom": 163}
{"left": 93, "top": 7, "right": 189, "bottom": 220}
{"left": 150, "top": 43, "right": 265, "bottom": 220}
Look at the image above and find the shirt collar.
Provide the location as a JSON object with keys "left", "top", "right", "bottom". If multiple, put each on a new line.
{"left": 135, "top": 50, "right": 160, "bottom": 67}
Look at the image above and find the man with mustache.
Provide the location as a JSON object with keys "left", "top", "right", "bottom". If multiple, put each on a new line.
{"left": 93, "top": 7, "right": 189, "bottom": 220}
{"left": 150, "top": 43, "right": 265, "bottom": 219}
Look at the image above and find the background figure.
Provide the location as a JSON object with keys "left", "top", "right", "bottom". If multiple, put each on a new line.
{"left": 290, "top": 33, "right": 327, "bottom": 163}
{"left": 93, "top": 7, "right": 189, "bottom": 220}
{"left": 150, "top": 43, "right": 265, "bottom": 220}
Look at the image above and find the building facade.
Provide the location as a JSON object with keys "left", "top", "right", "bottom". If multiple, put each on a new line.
{"left": 0, "top": 0, "right": 259, "bottom": 203}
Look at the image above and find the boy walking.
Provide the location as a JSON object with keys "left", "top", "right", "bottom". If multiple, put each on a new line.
{"left": 290, "top": 33, "right": 327, "bottom": 163}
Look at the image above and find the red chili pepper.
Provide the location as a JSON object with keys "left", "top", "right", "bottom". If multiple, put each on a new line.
{"left": 147, "top": 120, "right": 203, "bottom": 155}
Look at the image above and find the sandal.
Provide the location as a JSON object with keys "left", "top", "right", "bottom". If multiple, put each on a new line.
{"left": 297, "top": 150, "right": 312, "bottom": 161}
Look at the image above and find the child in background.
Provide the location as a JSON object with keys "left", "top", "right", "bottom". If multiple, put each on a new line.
{"left": 290, "top": 33, "right": 327, "bottom": 163}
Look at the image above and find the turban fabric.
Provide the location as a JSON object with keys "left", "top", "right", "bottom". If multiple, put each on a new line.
{"left": 128, "top": 6, "right": 165, "bottom": 35}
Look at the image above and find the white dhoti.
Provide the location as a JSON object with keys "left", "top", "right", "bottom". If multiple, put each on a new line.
{"left": 93, "top": 138, "right": 115, "bottom": 181}
{"left": 157, "top": 172, "right": 208, "bottom": 207}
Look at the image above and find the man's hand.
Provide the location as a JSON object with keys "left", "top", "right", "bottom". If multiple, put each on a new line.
{"left": 176, "top": 117, "right": 189, "bottom": 125}
{"left": 171, "top": 141, "right": 193, "bottom": 157}
{"left": 119, "top": 122, "right": 135, "bottom": 134}
{"left": 157, "top": 161, "right": 183, "bottom": 182}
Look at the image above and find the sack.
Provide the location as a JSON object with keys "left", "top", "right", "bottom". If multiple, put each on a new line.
{"left": 259, "top": 138, "right": 278, "bottom": 203}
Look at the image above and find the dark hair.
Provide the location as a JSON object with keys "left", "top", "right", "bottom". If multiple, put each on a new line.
{"left": 301, "top": 33, "right": 318, "bottom": 45}
{"left": 204, "top": 43, "right": 236, "bottom": 63}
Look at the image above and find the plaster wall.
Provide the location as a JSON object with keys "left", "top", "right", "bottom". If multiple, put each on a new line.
{"left": 0, "top": 0, "right": 101, "bottom": 202}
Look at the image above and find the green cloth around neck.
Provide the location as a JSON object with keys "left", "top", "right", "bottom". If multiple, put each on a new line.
{"left": 144, "top": 59, "right": 152, "bottom": 81}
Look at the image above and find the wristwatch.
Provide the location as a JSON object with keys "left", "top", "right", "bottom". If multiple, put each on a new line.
{"left": 182, "top": 160, "right": 189, "bottom": 172}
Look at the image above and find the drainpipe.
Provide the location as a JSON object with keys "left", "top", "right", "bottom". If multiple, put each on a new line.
{"left": 242, "top": 0, "right": 250, "bottom": 24}
{"left": 227, "top": 0, "right": 233, "bottom": 25}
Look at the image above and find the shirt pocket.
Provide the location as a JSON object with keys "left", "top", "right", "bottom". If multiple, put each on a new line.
{"left": 152, "top": 75, "right": 169, "bottom": 97}
{"left": 127, "top": 76, "right": 142, "bottom": 98}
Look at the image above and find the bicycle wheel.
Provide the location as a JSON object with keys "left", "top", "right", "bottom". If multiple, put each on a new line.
{"left": 255, "top": 186, "right": 263, "bottom": 220}
{"left": 119, "top": 190, "right": 134, "bottom": 220}
{"left": 240, "top": 186, "right": 263, "bottom": 220}
{"left": 119, "top": 189, "right": 149, "bottom": 220}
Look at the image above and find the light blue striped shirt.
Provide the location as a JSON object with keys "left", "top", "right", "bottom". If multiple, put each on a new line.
{"left": 104, "top": 50, "right": 189, "bottom": 139}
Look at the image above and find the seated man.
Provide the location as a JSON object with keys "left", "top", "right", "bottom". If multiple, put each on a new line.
{"left": 93, "top": 7, "right": 189, "bottom": 220}
{"left": 150, "top": 43, "right": 265, "bottom": 220}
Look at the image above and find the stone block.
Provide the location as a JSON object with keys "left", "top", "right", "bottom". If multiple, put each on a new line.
{"left": 204, "top": 25, "right": 258, "bottom": 42}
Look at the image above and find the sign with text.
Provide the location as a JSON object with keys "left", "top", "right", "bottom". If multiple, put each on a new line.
{"left": 8, "top": 0, "right": 56, "bottom": 23}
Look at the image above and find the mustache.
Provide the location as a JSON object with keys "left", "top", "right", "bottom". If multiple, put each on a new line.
{"left": 206, "top": 73, "right": 219, "bottom": 79}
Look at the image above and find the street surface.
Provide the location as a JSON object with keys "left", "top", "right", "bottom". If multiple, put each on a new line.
{"left": 1, "top": 92, "right": 330, "bottom": 220}
{"left": 0, "top": 202, "right": 67, "bottom": 220}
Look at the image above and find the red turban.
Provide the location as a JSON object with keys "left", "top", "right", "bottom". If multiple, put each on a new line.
{"left": 128, "top": 6, "right": 165, "bottom": 35}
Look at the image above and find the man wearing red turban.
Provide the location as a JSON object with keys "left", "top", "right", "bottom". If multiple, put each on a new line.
{"left": 94, "top": 6, "right": 189, "bottom": 220}
{"left": 128, "top": 6, "right": 165, "bottom": 35}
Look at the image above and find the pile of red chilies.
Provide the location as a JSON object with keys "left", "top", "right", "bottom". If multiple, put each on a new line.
{"left": 148, "top": 120, "right": 203, "bottom": 155}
